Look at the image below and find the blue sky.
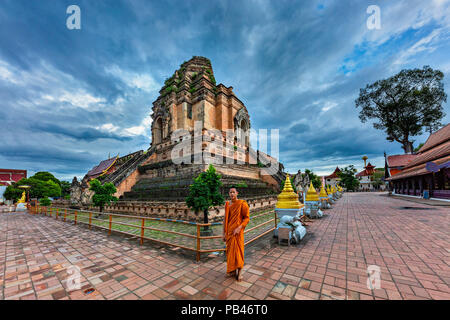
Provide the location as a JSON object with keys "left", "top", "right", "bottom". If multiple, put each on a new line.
{"left": 0, "top": 0, "right": 449, "bottom": 181}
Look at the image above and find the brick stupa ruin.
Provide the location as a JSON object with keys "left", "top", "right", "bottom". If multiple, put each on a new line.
{"left": 71, "top": 56, "right": 285, "bottom": 206}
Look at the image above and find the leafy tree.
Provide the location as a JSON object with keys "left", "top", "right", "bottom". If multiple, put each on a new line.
{"left": 3, "top": 184, "right": 23, "bottom": 202}
{"left": 60, "top": 181, "right": 71, "bottom": 197}
{"left": 337, "top": 166, "right": 360, "bottom": 191}
{"left": 43, "top": 180, "right": 62, "bottom": 198}
{"left": 39, "top": 197, "right": 52, "bottom": 207}
{"left": 355, "top": 66, "right": 447, "bottom": 153}
{"left": 89, "top": 179, "right": 118, "bottom": 213}
{"left": 33, "top": 172, "right": 61, "bottom": 186}
{"left": 370, "top": 170, "right": 385, "bottom": 189}
{"left": 303, "top": 169, "right": 322, "bottom": 190}
{"left": 414, "top": 143, "right": 424, "bottom": 153}
{"left": 186, "top": 164, "right": 225, "bottom": 233}
{"left": 4, "top": 177, "right": 61, "bottom": 201}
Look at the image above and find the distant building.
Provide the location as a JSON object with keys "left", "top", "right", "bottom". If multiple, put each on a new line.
{"left": 387, "top": 124, "right": 450, "bottom": 200}
{"left": 0, "top": 169, "right": 27, "bottom": 186}
{"left": 356, "top": 162, "right": 376, "bottom": 190}
{"left": 324, "top": 167, "right": 341, "bottom": 186}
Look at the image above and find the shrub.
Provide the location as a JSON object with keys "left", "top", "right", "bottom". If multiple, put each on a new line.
{"left": 40, "top": 197, "right": 52, "bottom": 207}
{"left": 236, "top": 181, "right": 248, "bottom": 188}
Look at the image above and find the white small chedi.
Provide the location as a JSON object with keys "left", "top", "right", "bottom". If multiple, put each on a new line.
{"left": 274, "top": 175, "right": 306, "bottom": 244}
{"left": 319, "top": 185, "right": 330, "bottom": 209}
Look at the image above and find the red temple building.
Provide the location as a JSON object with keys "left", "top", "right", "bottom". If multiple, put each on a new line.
{"left": 387, "top": 124, "right": 450, "bottom": 200}
{"left": 324, "top": 167, "right": 341, "bottom": 186}
{"left": 0, "top": 169, "right": 27, "bottom": 186}
{"left": 356, "top": 162, "right": 377, "bottom": 190}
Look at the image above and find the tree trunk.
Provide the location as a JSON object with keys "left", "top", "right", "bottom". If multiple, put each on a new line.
{"left": 403, "top": 141, "right": 413, "bottom": 154}
{"left": 203, "top": 209, "right": 209, "bottom": 230}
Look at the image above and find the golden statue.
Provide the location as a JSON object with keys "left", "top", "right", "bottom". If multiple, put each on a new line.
{"left": 17, "top": 191, "right": 26, "bottom": 204}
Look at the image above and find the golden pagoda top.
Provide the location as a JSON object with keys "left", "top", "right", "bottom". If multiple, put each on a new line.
{"left": 319, "top": 185, "right": 328, "bottom": 198}
{"left": 332, "top": 186, "right": 336, "bottom": 194}
{"left": 276, "top": 175, "right": 304, "bottom": 209}
{"left": 305, "top": 182, "right": 319, "bottom": 201}
{"left": 327, "top": 185, "right": 332, "bottom": 194}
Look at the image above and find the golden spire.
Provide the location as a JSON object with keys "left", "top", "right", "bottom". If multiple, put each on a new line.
{"left": 276, "top": 174, "right": 303, "bottom": 209}
{"left": 331, "top": 186, "right": 336, "bottom": 194}
{"left": 319, "top": 185, "right": 328, "bottom": 198}
{"left": 305, "top": 182, "right": 319, "bottom": 201}
{"left": 326, "top": 185, "right": 331, "bottom": 194}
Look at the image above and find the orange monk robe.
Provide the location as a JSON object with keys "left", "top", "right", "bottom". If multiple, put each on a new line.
{"left": 224, "top": 199, "right": 250, "bottom": 273}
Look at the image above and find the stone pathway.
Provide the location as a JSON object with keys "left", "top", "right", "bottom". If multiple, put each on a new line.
{"left": 0, "top": 192, "right": 449, "bottom": 300}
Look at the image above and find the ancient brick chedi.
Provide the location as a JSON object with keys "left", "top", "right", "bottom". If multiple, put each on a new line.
{"left": 71, "top": 56, "right": 284, "bottom": 205}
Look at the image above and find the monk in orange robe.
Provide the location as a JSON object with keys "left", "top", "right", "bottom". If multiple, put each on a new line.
{"left": 222, "top": 187, "right": 250, "bottom": 281}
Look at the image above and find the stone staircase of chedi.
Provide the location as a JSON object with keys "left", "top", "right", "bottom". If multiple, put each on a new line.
{"left": 101, "top": 148, "right": 155, "bottom": 187}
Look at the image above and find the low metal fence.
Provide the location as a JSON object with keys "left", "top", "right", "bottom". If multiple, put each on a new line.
{"left": 30, "top": 205, "right": 277, "bottom": 261}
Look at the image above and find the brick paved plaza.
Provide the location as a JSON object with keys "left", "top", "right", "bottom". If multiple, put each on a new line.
{"left": 0, "top": 192, "right": 449, "bottom": 300}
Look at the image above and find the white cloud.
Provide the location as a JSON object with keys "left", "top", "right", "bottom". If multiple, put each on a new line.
{"left": 105, "top": 65, "right": 159, "bottom": 92}
{"left": 0, "top": 60, "right": 18, "bottom": 84}
{"left": 122, "top": 115, "right": 152, "bottom": 137}
{"left": 58, "top": 91, "right": 106, "bottom": 109}
{"left": 96, "top": 115, "right": 152, "bottom": 137}
{"left": 321, "top": 101, "right": 338, "bottom": 112}
{"left": 97, "top": 123, "right": 120, "bottom": 133}
{"left": 393, "top": 28, "right": 447, "bottom": 66}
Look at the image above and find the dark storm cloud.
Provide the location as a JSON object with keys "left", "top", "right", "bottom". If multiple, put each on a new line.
{"left": 30, "top": 123, "right": 132, "bottom": 142}
{"left": 0, "top": 144, "right": 94, "bottom": 170}
{"left": 0, "top": 0, "right": 449, "bottom": 179}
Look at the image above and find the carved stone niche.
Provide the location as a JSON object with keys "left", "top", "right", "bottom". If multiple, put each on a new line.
{"left": 151, "top": 104, "right": 171, "bottom": 146}
{"left": 233, "top": 108, "right": 251, "bottom": 147}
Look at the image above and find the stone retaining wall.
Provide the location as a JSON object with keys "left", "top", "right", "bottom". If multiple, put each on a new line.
{"left": 104, "top": 195, "right": 277, "bottom": 222}
{"left": 55, "top": 196, "right": 277, "bottom": 222}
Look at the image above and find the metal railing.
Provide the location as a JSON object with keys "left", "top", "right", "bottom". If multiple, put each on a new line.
{"left": 30, "top": 205, "right": 277, "bottom": 261}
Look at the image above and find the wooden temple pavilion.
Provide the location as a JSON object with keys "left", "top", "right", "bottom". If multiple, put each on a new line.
{"left": 387, "top": 124, "right": 450, "bottom": 200}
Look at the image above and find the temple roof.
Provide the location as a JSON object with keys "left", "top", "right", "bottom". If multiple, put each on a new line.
{"left": 387, "top": 124, "right": 450, "bottom": 181}
{"left": 418, "top": 124, "right": 450, "bottom": 153}
{"left": 86, "top": 156, "right": 118, "bottom": 178}
{"left": 325, "top": 167, "right": 341, "bottom": 179}
{"left": 386, "top": 154, "right": 417, "bottom": 168}
{"left": 356, "top": 162, "right": 376, "bottom": 177}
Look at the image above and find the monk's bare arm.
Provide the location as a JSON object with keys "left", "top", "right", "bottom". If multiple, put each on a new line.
{"left": 240, "top": 201, "right": 250, "bottom": 228}
{"left": 223, "top": 202, "right": 228, "bottom": 241}
{"left": 233, "top": 201, "right": 250, "bottom": 235}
